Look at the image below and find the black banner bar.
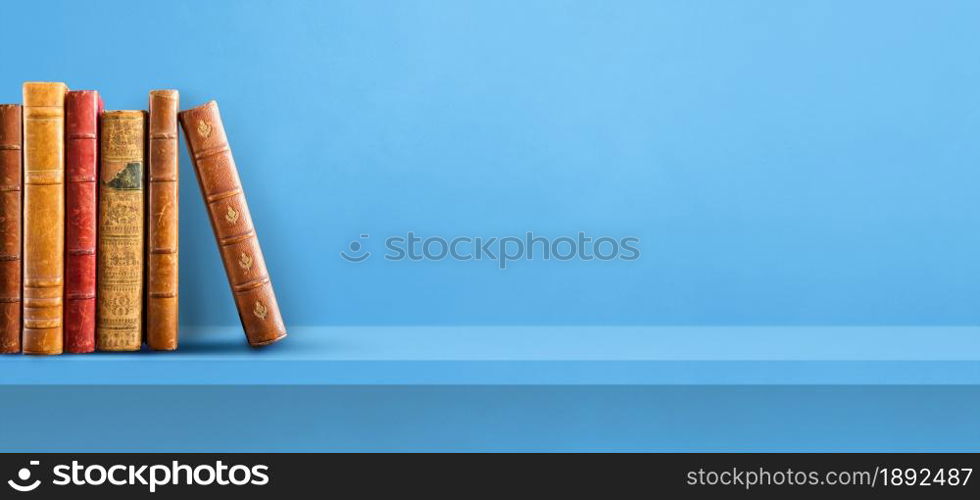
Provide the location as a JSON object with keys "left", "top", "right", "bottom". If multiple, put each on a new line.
{"left": 0, "top": 453, "right": 977, "bottom": 498}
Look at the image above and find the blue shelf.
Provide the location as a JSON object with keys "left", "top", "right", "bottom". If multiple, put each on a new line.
{"left": 3, "top": 326, "right": 980, "bottom": 451}
{"left": 2, "top": 326, "right": 979, "bottom": 385}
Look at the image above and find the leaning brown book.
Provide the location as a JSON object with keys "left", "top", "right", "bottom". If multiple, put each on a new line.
{"left": 97, "top": 110, "right": 145, "bottom": 351}
{"left": 179, "top": 101, "right": 286, "bottom": 346}
{"left": 22, "top": 82, "right": 68, "bottom": 355}
{"left": 0, "top": 104, "right": 21, "bottom": 353}
{"left": 146, "top": 90, "right": 180, "bottom": 350}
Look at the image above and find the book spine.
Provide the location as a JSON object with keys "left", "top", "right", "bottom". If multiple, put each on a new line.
{"left": 96, "top": 111, "right": 145, "bottom": 351}
{"left": 65, "top": 91, "right": 101, "bottom": 353}
{"left": 178, "top": 101, "right": 286, "bottom": 346}
{"left": 147, "top": 90, "right": 179, "bottom": 350}
{"left": 0, "top": 105, "right": 21, "bottom": 353}
{"left": 22, "top": 82, "right": 68, "bottom": 355}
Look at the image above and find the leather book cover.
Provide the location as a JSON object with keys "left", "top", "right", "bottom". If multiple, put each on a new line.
{"left": 97, "top": 110, "right": 145, "bottom": 351}
{"left": 147, "top": 90, "right": 179, "bottom": 350}
{"left": 0, "top": 104, "right": 21, "bottom": 353}
{"left": 179, "top": 101, "right": 286, "bottom": 346}
{"left": 22, "top": 82, "right": 68, "bottom": 355}
{"left": 65, "top": 90, "right": 102, "bottom": 353}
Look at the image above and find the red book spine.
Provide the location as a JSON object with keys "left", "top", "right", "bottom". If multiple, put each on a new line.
{"left": 65, "top": 91, "right": 102, "bottom": 353}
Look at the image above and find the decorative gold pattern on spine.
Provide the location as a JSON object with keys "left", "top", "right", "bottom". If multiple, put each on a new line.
{"left": 239, "top": 252, "right": 253, "bottom": 270}
{"left": 96, "top": 111, "right": 145, "bottom": 352}
{"left": 197, "top": 120, "right": 212, "bottom": 138}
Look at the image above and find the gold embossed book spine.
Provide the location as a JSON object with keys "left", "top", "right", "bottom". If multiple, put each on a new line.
{"left": 97, "top": 111, "right": 145, "bottom": 351}
{"left": 0, "top": 104, "right": 21, "bottom": 353}
{"left": 22, "top": 82, "right": 68, "bottom": 355}
{"left": 179, "top": 101, "right": 286, "bottom": 346}
{"left": 147, "top": 90, "right": 179, "bottom": 350}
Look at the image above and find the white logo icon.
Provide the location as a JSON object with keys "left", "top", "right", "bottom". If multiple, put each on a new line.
{"left": 8, "top": 461, "right": 41, "bottom": 492}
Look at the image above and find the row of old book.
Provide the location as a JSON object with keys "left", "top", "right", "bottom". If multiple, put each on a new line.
{"left": 0, "top": 82, "right": 286, "bottom": 355}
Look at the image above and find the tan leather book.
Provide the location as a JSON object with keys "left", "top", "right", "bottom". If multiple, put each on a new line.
{"left": 22, "top": 82, "right": 68, "bottom": 355}
{"left": 147, "top": 90, "right": 179, "bottom": 350}
{"left": 97, "top": 110, "right": 145, "bottom": 351}
{"left": 179, "top": 101, "right": 286, "bottom": 346}
{"left": 0, "top": 104, "right": 21, "bottom": 353}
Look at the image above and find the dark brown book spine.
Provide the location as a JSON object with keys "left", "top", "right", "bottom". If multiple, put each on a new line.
{"left": 0, "top": 105, "right": 21, "bottom": 353}
{"left": 147, "top": 90, "right": 179, "bottom": 350}
{"left": 179, "top": 101, "right": 286, "bottom": 346}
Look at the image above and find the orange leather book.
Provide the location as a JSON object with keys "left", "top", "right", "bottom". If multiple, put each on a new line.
{"left": 179, "top": 101, "right": 286, "bottom": 346}
{"left": 0, "top": 104, "right": 21, "bottom": 353}
{"left": 22, "top": 82, "right": 68, "bottom": 355}
{"left": 96, "top": 111, "right": 145, "bottom": 351}
{"left": 147, "top": 90, "right": 179, "bottom": 350}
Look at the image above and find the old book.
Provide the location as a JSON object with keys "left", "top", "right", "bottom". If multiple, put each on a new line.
{"left": 179, "top": 101, "right": 286, "bottom": 346}
{"left": 22, "top": 82, "right": 68, "bottom": 355}
{"left": 0, "top": 105, "right": 21, "bottom": 353}
{"left": 147, "top": 90, "right": 179, "bottom": 350}
{"left": 65, "top": 91, "right": 102, "bottom": 353}
{"left": 97, "top": 110, "right": 145, "bottom": 351}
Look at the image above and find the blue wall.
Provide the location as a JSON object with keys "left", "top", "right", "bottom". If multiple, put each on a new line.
{"left": 1, "top": 0, "right": 979, "bottom": 326}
